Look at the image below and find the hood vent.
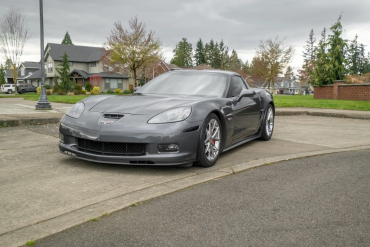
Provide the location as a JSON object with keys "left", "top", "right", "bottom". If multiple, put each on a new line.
{"left": 103, "top": 114, "right": 124, "bottom": 119}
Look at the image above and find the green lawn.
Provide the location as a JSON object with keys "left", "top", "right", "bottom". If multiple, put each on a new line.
{"left": 1, "top": 93, "right": 369, "bottom": 110}
{"left": 274, "top": 95, "right": 370, "bottom": 111}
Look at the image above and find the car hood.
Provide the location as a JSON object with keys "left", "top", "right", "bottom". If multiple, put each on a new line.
{"left": 88, "top": 94, "right": 201, "bottom": 115}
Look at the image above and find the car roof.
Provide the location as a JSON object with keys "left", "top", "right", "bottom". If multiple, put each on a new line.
{"left": 168, "top": 69, "right": 240, "bottom": 76}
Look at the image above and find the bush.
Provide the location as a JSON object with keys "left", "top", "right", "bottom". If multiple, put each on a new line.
{"left": 85, "top": 83, "right": 92, "bottom": 92}
{"left": 45, "top": 85, "right": 50, "bottom": 89}
{"left": 57, "top": 89, "right": 66, "bottom": 95}
{"left": 74, "top": 84, "right": 82, "bottom": 95}
{"left": 82, "top": 90, "right": 87, "bottom": 94}
{"left": 37, "top": 87, "right": 41, "bottom": 95}
{"left": 91, "top": 87, "right": 100, "bottom": 95}
{"left": 46, "top": 90, "right": 52, "bottom": 95}
{"left": 115, "top": 89, "right": 122, "bottom": 94}
{"left": 53, "top": 84, "right": 59, "bottom": 93}
{"left": 123, "top": 90, "right": 131, "bottom": 94}
{"left": 107, "top": 89, "right": 114, "bottom": 94}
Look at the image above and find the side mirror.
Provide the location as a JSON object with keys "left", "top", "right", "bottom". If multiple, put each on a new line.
{"left": 236, "top": 89, "right": 255, "bottom": 102}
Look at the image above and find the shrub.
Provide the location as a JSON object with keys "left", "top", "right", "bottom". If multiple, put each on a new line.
{"left": 46, "top": 90, "right": 52, "bottom": 95}
{"left": 57, "top": 89, "right": 66, "bottom": 95}
{"left": 37, "top": 87, "right": 41, "bottom": 95}
{"left": 45, "top": 85, "right": 50, "bottom": 89}
{"left": 115, "top": 89, "right": 122, "bottom": 94}
{"left": 91, "top": 87, "right": 100, "bottom": 95}
{"left": 82, "top": 90, "right": 87, "bottom": 94}
{"left": 107, "top": 89, "right": 114, "bottom": 94}
{"left": 74, "top": 84, "right": 82, "bottom": 95}
{"left": 53, "top": 84, "right": 59, "bottom": 93}
{"left": 85, "top": 83, "right": 92, "bottom": 92}
{"left": 123, "top": 90, "right": 131, "bottom": 94}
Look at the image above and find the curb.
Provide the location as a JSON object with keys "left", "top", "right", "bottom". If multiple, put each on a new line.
{"left": 276, "top": 110, "right": 370, "bottom": 120}
{"left": 0, "top": 118, "right": 61, "bottom": 128}
{"left": 2, "top": 144, "right": 370, "bottom": 247}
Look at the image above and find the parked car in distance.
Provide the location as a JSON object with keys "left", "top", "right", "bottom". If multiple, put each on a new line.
{"left": 17, "top": 84, "right": 37, "bottom": 94}
{"left": 1, "top": 84, "right": 15, "bottom": 94}
{"left": 133, "top": 86, "right": 141, "bottom": 92}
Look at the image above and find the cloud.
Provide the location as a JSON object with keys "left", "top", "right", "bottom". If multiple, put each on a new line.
{"left": 1, "top": 0, "right": 370, "bottom": 71}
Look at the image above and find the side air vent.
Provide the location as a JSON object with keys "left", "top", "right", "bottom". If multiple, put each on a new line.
{"left": 103, "top": 114, "right": 124, "bottom": 119}
{"left": 183, "top": 126, "right": 200, "bottom": 133}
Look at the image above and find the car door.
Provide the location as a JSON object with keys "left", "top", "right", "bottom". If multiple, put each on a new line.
{"left": 229, "top": 76, "right": 261, "bottom": 142}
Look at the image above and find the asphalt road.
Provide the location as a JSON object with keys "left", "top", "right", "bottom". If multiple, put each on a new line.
{"left": 35, "top": 149, "right": 370, "bottom": 247}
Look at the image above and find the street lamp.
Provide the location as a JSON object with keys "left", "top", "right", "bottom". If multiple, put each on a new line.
{"left": 35, "top": 0, "right": 52, "bottom": 110}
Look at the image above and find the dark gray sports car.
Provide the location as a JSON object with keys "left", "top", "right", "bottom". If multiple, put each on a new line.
{"left": 59, "top": 70, "right": 274, "bottom": 167}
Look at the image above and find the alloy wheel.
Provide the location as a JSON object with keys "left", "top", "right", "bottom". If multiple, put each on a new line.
{"left": 204, "top": 119, "right": 221, "bottom": 161}
{"left": 265, "top": 107, "right": 274, "bottom": 136}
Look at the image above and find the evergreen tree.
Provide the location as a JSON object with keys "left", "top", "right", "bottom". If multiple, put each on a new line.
{"left": 61, "top": 31, "right": 73, "bottom": 45}
{"left": 0, "top": 64, "right": 6, "bottom": 85}
{"left": 219, "top": 40, "right": 230, "bottom": 70}
{"left": 56, "top": 52, "right": 72, "bottom": 91}
{"left": 242, "top": 60, "right": 251, "bottom": 74}
{"left": 204, "top": 39, "right": 215, "bottom": 66}
{"left": 212, "top": 42, "right": 221, "bottom": 69}
{"left": 363, "top": 52, "right": 370, "bottom": 74}
{"left": 170, "top": 38, "right": 193, "bottom": 67}
{"left": 327, "top": 15, "right": 346, "bottom": 81}
{"left": 229, "top": 50, "right": 242, "bottom": 70}
{"left": 311, "top": 16, "right": 346, "bottom": 86}
{"left": 194, "top": 38, "right": 206, "bottom": 66}
{"left": 302, "top": 29, "right": 316, "bottom": 62}
{"left": 347, "top": 34, "right": 361, "bottom": 75}
{"left": 284, "top": 66, "right": 294, "bottom": 79}
{"left": 4, "top": 58, "right": 12, "bottom": 69}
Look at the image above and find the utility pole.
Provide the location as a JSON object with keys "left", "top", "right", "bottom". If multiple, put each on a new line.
{"left": 36, "top": 0, "right": 52, "bottom": 110}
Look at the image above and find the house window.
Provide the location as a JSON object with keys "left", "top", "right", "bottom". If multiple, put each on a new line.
{"left": 21, "top": 68, "right": 25, "bottom": 76}
{"left": 118, "top": 79, "right": 123, "bottom": 89}
{"left": 69, "top": 62, "right": 73, "bottom": 66}
{"left": 48, "top": 63, "right": 53, "bottom": 72}
{"left": 90, "top": 62, "right": 96, "bottom": 67}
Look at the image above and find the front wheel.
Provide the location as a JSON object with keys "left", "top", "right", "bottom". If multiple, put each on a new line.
{"left": 260, "top": 104, "right": 274, "bottom": 141}
{"left": 7, "top": 89, "right": 12, "bottom": 94}
{"left": 21, "top": 89, "right": 25, "bottom": 94}
{"left": 194, "top": 113, "right": 222, "bottom": 167}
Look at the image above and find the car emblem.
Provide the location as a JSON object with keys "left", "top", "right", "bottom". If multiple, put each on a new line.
{"left": 101, "top": 120, "right": 114, "bottom": 125}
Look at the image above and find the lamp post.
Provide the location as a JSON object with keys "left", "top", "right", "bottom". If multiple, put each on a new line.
{"left": 36, "top": 0, "right": 52, "bottom": 110}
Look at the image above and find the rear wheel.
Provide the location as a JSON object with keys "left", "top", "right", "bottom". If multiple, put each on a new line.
{"left": 7, "top": 89, "right": 12, "bottom": 94}
{"left": 21, "top": 89, "right": 25, "bottom": 94}
{"left": 260, "top": 104, "right": 274, "bottom": 141}
{"left": 194, "top": 113, "right": 222, "bottom": 167}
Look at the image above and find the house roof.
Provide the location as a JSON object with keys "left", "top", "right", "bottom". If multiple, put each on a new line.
{"left": 47, "top": 43, "right": 103, "bottom": 62}
{"left": 70, "top": 69, "right": 129, "bottom": 79}
{"left": 21, "top": 62, "right": 41, "bottom": 68}
{"left": 181, "top": 64, "right": 214, "bottom": 70}
{"left": 25, "top": 69, "right": 42, "bottom": 79}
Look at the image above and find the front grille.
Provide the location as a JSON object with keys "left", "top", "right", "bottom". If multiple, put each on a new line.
{"left": 76, "top": 138, "right": 145, "bottom": 156}
{"left": 103, "top": 114, "right": 124, "bottom": 119}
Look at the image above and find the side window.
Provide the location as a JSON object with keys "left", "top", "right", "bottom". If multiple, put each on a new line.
{"left": 228, "top": 76, "right": 246, "bottom": 97}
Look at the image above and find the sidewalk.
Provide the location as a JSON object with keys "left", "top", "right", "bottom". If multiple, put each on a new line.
{"left": 276, "top": 107, "right": 370, "bottom": 120}
{"left": 0, "top": 98, "right": 69, "bottom": 127}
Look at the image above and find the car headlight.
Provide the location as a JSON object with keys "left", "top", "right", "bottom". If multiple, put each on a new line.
{"left": 148, "top": 107, "right": 192, "bottom": 124}
{"left": 66, "top": 102, "right": 85, "bottom": 118}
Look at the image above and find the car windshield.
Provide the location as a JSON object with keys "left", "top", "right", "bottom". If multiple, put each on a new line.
{"left": 137, "top": 71, "right": 228, "bottom": 97}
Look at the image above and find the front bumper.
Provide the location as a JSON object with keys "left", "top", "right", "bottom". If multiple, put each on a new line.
{"left": 59, "top": 114, "right": 203, "bottom": 166}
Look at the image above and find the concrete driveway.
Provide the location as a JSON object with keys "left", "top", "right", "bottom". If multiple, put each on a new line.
{"left": 1, "top": 115, "right": 370, "bottom": 247}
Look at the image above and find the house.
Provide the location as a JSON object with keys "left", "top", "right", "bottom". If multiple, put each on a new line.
{"left": 275, "top": 79, "right": 302, "bottom": 95}
{"left": 27, "top": 43, "right": 130, "bottom": 92}
{"left": 182, "top": 64, "right": 214, "bottom": 70}
{"left": 144, "top": 60, "right": 180, "bottom": 82}
{"left": 4, "top": 62, "right": 41, "bottom": 84}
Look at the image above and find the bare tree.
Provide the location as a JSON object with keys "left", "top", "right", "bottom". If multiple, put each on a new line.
{"left": 254, "top": 36, "right": 294, "bottom": 93}
{"left": 101, "top": 16, "right": 162, "bottom": 88}
{"left": 0, "top": 6, "right": 30, "bottom": 94}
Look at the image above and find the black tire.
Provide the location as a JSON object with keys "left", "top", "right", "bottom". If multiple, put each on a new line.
{"left": 7, "top": 89, "right": 12, "bottom": 94}
{"left": 21, "top": 89, "right": 25, "bottom": 94}
{"left": 194, "top": 113, "right": 222, "bottom": 167}
{"left": 260, "top": 104, "right": 274, "bottom": 141}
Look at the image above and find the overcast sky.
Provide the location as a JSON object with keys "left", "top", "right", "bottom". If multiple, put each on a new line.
{"left": 1, "top": 0, "right": 370, "bottom": 72}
